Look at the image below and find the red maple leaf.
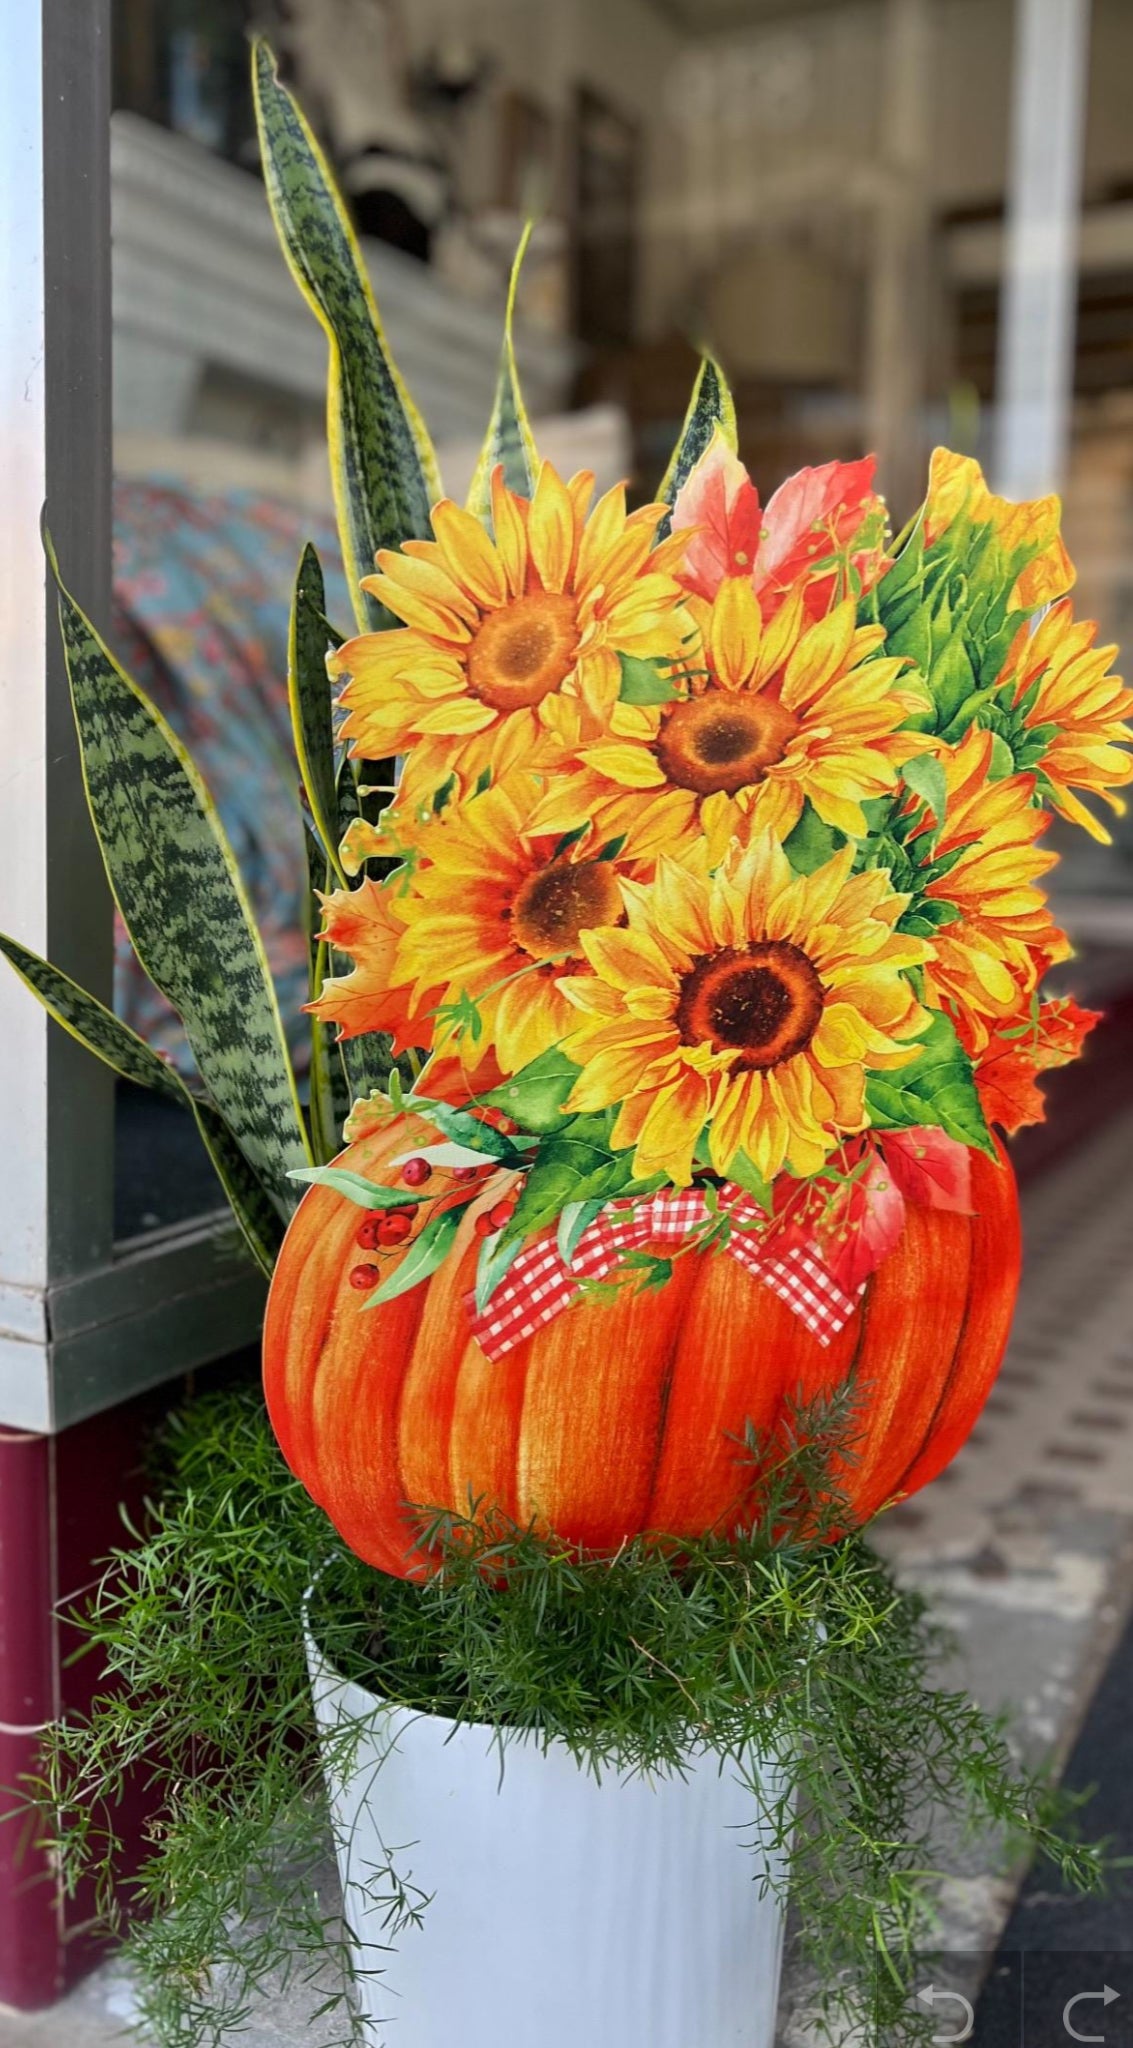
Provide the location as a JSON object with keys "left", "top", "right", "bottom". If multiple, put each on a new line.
{"left": 756, "top": 457, "right": 881, "bottom": 607}
{"left": 879, "top": 1127, "right": 974, "bottom": 1213}
{"left": 670, "top": 430, "right": 763, "bottom": 598}
{"left": 670, "top": 433, "right": 886, "bottom": 618}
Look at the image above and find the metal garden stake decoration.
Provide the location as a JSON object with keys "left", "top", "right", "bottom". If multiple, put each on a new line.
{"left": 4, "top": 38, "right": 1131, "bottom": 2048}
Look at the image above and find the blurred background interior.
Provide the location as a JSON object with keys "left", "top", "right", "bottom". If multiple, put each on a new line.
{"left": 105, "top": 0, "right": 1133, "bottom": 1236}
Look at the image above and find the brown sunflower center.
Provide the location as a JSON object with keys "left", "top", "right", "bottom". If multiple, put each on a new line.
{"left": 654, "top": 692, "right": 800, "bottom": 797}
{"left": 676, "top": 941, "right": 825, "bottom": 1069}
{"left": 466, "top": 592, "right": 581, "bottom": 712}
{"left": 510, "top": 858, "right": 623, "bottom": 959}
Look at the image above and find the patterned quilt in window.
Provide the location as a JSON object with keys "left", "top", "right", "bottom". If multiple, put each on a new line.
{"left": 112, "top": 477, "right": 353, "bottom": 1078}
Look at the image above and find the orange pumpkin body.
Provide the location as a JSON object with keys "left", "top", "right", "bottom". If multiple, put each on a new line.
{"left": 263, "top": 1114, "right": 1021, "bottom": 1576}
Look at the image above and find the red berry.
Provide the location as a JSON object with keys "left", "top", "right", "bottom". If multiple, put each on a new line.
{"left": 348, "top": 1263, "right": 380, "bottom": 1291}
{"left": 452, "top": 1165, "right": 480, "bottom": 1183}
{"left": 401, "top": 1156, "right": 431, "bottom": 1187}
{"left": 488, "top": 1199, "right": 516, "bottom": 1231}
{"left": 475, "top": 1211, "right": 496, "bottom": 1237}
{"left": 355, "top": 1215, "right": 383, "bottom": 1250}
{"left": 377, "top": 1211, "right": 413, "bottom": 1247}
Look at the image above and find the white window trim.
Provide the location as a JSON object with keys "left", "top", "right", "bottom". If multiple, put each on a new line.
{"left": 0, "top": 0, "right": 264, "bottom": 1435}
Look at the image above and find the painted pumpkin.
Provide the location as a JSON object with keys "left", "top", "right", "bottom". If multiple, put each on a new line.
{"left": 263, "top": 1113, "right": 1020, "bottom": 1577}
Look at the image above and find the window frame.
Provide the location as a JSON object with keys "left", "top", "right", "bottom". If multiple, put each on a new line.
{"left": 0, "top": 0, "right": 264, "bottom": 1436}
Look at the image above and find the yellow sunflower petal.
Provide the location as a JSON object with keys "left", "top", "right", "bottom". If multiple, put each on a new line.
{"left": 528, "top": 461, "right": 576, "bottom": 593}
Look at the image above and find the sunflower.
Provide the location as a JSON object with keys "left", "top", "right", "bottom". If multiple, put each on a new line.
{"left": 330, "top": 772, "right": 645, "bottom": 1085}
{"left": 328, "top": 463, "right": 692, "bottom": 777}
{"left": 558, "top": 834, "right": 931, "bottom": 1187}
{"left": 992, "top": 600, "right": 1133, "bottom": 842}
{"left": 532, "top": 580, "right": 924, "bottom": 864}
{"left": 905, "top": 728, "right": 1069, "bottom": 1049}
{"left": 921, "top": 448, "right": 1074, "bottom": 612}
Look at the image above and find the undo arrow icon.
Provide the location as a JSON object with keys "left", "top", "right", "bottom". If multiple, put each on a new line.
{"left": 917, "top": 1984, "right": 974, "bottom": 2043}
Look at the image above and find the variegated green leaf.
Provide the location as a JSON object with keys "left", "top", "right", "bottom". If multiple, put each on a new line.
{"left": 0, "top": 932, "right": 186, "bottom": 1101}
{"left": 339, "top": 1028, "right": 398, "bottom": 1106}
{"left": 657, "top": 353, "right": 737, "bottom": 517}
{"left": 289, "top": 544, "right": 345, "bottom": 884}
{"left": 466, "top": 221, "right": 538, "bottom": 523}
{"left": 304, "top": 830, "right": 351, "bottom": 1165}
{"left": 0, "top": 932, "right": 282, "bottom": 1276}
{"left": 54, "top": 569, "right": 311, "bottom": 1213}
{"left": 189, "top": 1101, "right": 283, "bottom": 1277}
{"left": 253, "top": 39, "right": 441, "bottom": 630}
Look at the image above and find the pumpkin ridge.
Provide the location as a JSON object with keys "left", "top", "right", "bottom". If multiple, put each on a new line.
{"left": 887, "top": 1229, "right": 976, "bottom": 1503}
{"left": 383, "top": 1280, "right": 434, "bottom": 1572}
{"left": 639, "top": 1247, "right": 698, "bottom": 1534}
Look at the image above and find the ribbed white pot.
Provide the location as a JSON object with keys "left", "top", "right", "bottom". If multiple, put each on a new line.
{"left": 307, "top": 1626, "right": 790, "bottom": 2048}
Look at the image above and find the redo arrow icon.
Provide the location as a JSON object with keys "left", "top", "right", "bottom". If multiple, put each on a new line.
{"left": 1064, "top": 1985, "right": 1120, "bottom": 2043}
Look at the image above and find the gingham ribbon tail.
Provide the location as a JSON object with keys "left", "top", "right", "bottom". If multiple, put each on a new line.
{"left": 464, "top": 1184, "right": 864, "bottom": 1362}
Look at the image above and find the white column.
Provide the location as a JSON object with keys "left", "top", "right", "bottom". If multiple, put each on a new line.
{"left": 0, "top": 1, "right": 114, "bottom": 1370}
{"left": 993, "top": 0, "right": 1091, "bottom": 500}
{"left": 865, "top": 0, "right": 933, "bottom": 520}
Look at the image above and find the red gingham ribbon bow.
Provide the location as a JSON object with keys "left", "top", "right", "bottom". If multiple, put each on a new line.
{"left": 464, "top": 1184, "right": 864, "bottom": 1362}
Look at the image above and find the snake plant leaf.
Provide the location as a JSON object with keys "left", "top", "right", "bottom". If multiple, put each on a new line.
{"left": 339, "top": 1028, "right": 399, "bottom": 1106}
{"left": 189, "top": 1100, "right": 284, "bottom": 1277}
{"left": 466, "top": 221, "right": 538, "bottom": 524}
{"left": 0, "top": 932, "right": 186, "bottom": 1102}
{"left": 289, "top": 544, "right": 346, "bottom": 885}
{"left": 252, "top": 38, "right": 441, "bottom": 631}
{"left": 54, "top": 568, "right": 312, "bottom": 1213}
{"left": 304, "top": 831, "right": 351, "bottom": 1165}
{"left": 0, "top": 932, "right": 282, "bottom": 1276}
{"left": 657, "top": 352, "right": 738, "bottom": 521}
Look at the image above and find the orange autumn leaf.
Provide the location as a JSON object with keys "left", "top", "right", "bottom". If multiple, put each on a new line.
{"left": 973, "top": 996, "right": 1101, "bottom": 1134}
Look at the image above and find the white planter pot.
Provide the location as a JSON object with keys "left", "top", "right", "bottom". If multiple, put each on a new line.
{"left": 307, "top": 1625, "right": 791, "bottom": 2048}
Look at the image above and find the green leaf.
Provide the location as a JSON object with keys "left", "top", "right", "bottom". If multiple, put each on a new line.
{"left": 476, "top": 1048, "right": 581, "bottom": 1134}
{"left": 0, "top": 933, "right": 283, "bottom": 1276}
{"left": 556, "top": 1196, "right": 606, "bottom": 1266}
{"left": 54, "top": 566, "right": 311, "bottom": 1214}
{"left": 474, "top": 1227, "right": 526, "bottom": 1316}
{"left": 618, "top": 653, "right": 680, "bottom": 705}
{"left": 0, "top": 932, "right": 186, "bottom": 1102}
{"left": 727, "top": 1149, "right": 773, "bottom": 1211}
{"left": 338, "top": 1027, "right": 399, "bottom": 1107}
{"left": 550, "top": 822, "right": 591, "bottom": 861}
{"left": 393, "top": 1139, "right": 497, "bottom": 1169}
{"left": 466, "top": 222, "right": 538, "bottom": 523}
{"left": 783, "top": 802, "right": 847, "bottom": 875}
{"left": 657, "top": 352, "right": 737, "bottom": 518}
{"left": 405, "top": 1092, "right": 521, "bottom": 1161}
{"left": 619, "top": 1249, "right": 674, "bottom": 1293}
{"left": 289, "top": 545, "right": 345, "bottom": 885}
{"left": 363, "top": 1203, "right": 466, "bottom": 1308}
{"left": 304, "top": 831, "right": 350, "bottom": 1166}
{"left": 865, "top": 1012, "right": 994, "bottom": 1156}
{"left": 289, "top": 1165, "right": 428, "bottom": 1209}
{"left": 252, "top": 39, "right": 440, "bottom": 632}
{"left": 503, "top": 1129, "right": 643, "bottom": 1245}
{"left": 987, "top": 731, "right": 1015, "bottom": 780}
{"left": 928, "top": 631, "right": 979, "bottom": 731}
{"left": 188, "top": 1101, "right": 284, "bottom": 1278}
{"left": 900, "top": 751, "right": 947, "bottom": 828}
